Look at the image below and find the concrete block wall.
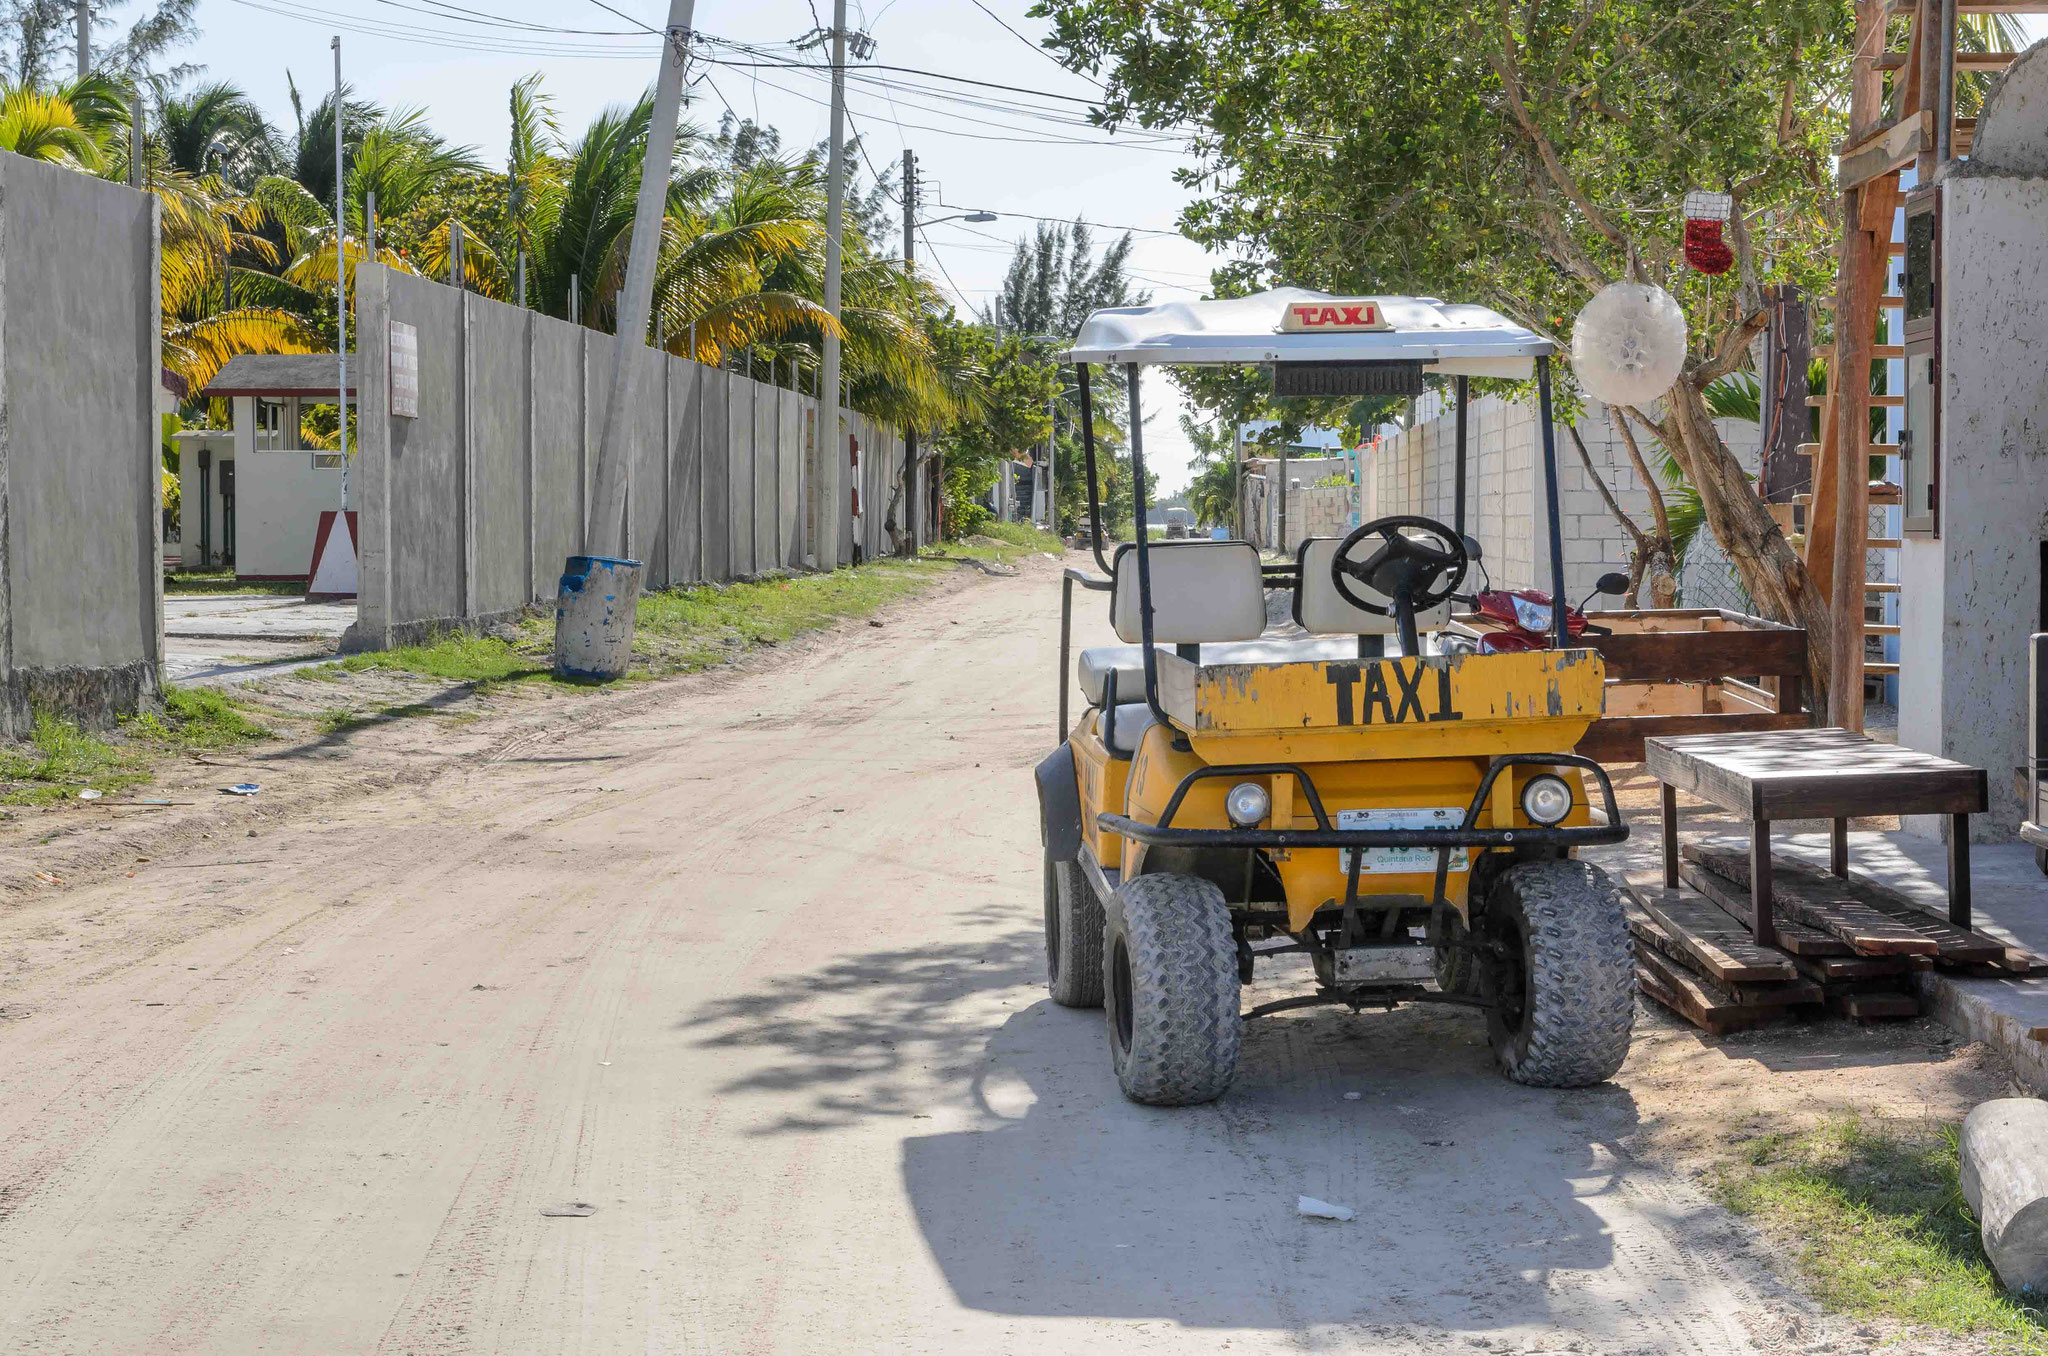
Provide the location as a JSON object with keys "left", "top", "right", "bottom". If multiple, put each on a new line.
{"left": 1366, "top": 392, "right": 1757, "bottom": 606}
{"left": 350, "top": 264, "right": 919, "bottom": 649}
{"left": 0, "top": 153, "right": 162, "bottom": 733}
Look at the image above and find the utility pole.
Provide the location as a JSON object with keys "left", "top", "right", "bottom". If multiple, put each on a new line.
{"left": 74, "top": 0, "right": 88, "bottom": 78}
{"left": 582, "top": 0, "right": 696, "bottom": 561}
{"left": 553, "top": 0, "right": 695, "bottom": 679}
{"left": 899, "top": 146, "right": 918, "bottom": 555}
{"left": 333, "top": 37, "right": 348, "bottom": 514}
{"left": 817, "top": 0, "right": 851, "bottom": 571}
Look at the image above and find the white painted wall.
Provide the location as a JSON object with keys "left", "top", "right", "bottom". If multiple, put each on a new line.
{"left": 235, "top": 447, "right": 343, "bottom": 580}
{"left": 1898, "top": 168, "right": 2048, "bottom": 839}
{"left": 172, "top": 398, "right": 342, "bottom": 580}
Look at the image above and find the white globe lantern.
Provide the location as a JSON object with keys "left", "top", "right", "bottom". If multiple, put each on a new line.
{"left": 1570, "top": 282, "right": 1688, "bottom": 409}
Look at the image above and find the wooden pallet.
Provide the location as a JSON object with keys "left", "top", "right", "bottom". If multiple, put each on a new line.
{"left": 1674, "top": 862, "right": 1856, "bottom": 956}
{"left": 1623, "top": 878, "right": 1916, "bottom": 1033}
{"left": 1626, "top": 879, "right": 1797, "bottom": 982}
{"left": 1635, "top": 950, "right": 1804, "bottom": 1035}
{"left": 1680, "top": 847, "right": 1938, "bottom": 956}
{"left": 1685, "top": 840, "right": 2040, "bottom": 972}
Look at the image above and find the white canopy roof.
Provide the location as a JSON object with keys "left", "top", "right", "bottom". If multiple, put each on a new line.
{"left": 1063, "top": 288, "right": 1552, "bottom": 377}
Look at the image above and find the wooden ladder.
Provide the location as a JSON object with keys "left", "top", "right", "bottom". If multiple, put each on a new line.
{"left": 1805, "top": 1, "right": 2041, "bottom": 722}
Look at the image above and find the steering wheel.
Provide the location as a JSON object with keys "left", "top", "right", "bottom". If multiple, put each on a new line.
{"left": 1329, "top": 515, "right": 1470, "bottom": 619}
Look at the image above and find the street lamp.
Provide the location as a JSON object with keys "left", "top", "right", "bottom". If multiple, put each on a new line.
{"left": 920, "top": 210, "right": 998, "bottom": 226}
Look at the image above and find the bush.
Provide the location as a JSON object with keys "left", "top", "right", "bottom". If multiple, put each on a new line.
{"left": 948, "top": 499, "right": 992, "bottom": 540}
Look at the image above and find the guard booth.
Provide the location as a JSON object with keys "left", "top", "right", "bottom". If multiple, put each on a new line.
{"left": 186, "top": 354, "right": 357, "bottom": 590}
{"left": 1896, "top": 41, "right": 2048, "bottom": 839}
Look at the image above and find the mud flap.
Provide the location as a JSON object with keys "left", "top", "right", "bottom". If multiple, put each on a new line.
{"left": 1035, "top": 743, "right": 1083, "bottom": 863}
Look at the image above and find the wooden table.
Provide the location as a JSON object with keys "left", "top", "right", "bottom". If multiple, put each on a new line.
{"left": 1643, "top": 728, "right": 1989, "bottom": 948}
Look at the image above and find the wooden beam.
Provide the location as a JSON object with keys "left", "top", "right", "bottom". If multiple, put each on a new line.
{"left": 1796, "top": 441, "right": 1902, "bottom": 456}
{"left": 1823, "top": 2, "right": 1889, "bottom": 731}
{"left": 1877, "top": 50, "right": 2021, "bottom": 71}
{"left": 1889, "top": 1, "right": 2048, "bottom": 13}
{"left": 1795, "top": 482, "right": 1902, "bottom": 507}
{"left": 1838, "top": 113, "right": 1930, "bottom": 190}
{"left": 1814, "top": 344, "right": 1905, "bottom": 359}
{"left": 1806, "top": 395, "right": 1903, "bottom": 408}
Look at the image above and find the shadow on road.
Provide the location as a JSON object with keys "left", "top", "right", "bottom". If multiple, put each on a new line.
{"left": 683, "top": 920, "right": 1758, "bottom": 1343}
{"left": 900, "top": 995, "right": 1643, "bottom": 1335}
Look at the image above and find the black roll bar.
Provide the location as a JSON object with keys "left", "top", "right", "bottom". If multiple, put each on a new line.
{"left": 1453, "top": 374, "right": 1469, "bottom": 539}
{"left": 1536, "top": 355, "right": 1569, "bottom": 649}
{"left": 1125, "top": 362, "right": 1172, "bottom": 730}
{"left": 1076, "top": 363, "right": 1114, "bottom": 578}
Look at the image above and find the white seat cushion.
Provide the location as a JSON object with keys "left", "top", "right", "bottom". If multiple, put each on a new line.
{"left": 1110, "top": 540, "right": 1265, "bottom": 644}
{"left": 1295, "top": 536, "right": 1452, "bottom": 635}
{"left": 1078, "top": 636, "right": 1364, "bottom": 707}
{"left": 1103, "top": 703, "right": 1156, "bottom": 757}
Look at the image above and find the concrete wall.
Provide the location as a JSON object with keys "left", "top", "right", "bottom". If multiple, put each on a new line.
{"left": 350, "top": 265, "right": 921, "bottom": 649}
{"left": 0, "top": 153, "right": 161, "bottom": 733}
{"left": 1898, "top": 166, "right": 2048, "bottom": 840}
{"left": 1364, "top": 391, "right": 1757, "bottom": 606}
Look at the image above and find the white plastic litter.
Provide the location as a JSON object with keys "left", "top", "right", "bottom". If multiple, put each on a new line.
{"left": 77, "top": 789, "right": 101, "bottom": 801}
{"left": 222, "top": 783, "right": 261, "bottom": 796}
{"left": 1296, "top": 1196, "right": 1355, "bottom": 1222}
{"left": 1570, "top": 282, "right": 1688, "bottom": 408}
{"left": 1343, "top": 1092, "right": 1362, "bottom": 1101}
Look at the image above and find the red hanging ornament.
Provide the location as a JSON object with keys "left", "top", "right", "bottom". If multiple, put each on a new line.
{"left": 1683, "top": 219, "right": 1734, "bottom": 274}
{"left": 1680, "top": 189, "right": 1735, "bottom": 275}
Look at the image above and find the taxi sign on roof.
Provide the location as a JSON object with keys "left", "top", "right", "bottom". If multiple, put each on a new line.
{"left": 1062, "top": 288, "right": 1551, "bottom": 377}
{"left": 1278, "top": 299, "right": 1391, "bottom": 333}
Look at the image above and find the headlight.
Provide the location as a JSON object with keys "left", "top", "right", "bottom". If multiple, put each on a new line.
{"left": 1225, "top": 781, "right": 1271, "bottom": 827}
{"left": 1520, "top": 774, "right": 1573, "bottom": 826}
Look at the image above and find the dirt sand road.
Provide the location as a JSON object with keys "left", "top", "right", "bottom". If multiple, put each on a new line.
{"left": 0, "top": 557, "right": 1960, "bottom": 1353}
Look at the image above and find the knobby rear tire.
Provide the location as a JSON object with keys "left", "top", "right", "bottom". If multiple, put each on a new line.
{"left": 1482, "top": 859, "right": 1635, "bottom": 1088}
{"left": 1044, "top": 852, "right": 1105, "bottom": 1008}
{"left": 1103, "top": 873, "right": 1242, "bottom": 1106}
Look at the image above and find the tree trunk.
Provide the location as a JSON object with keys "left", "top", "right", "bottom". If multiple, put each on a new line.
{"left": 1645, "top": 546, "right": 1678, "bottom": 609}
{"left": 1654, "top": 378, "right": 1834, "bottom": 700}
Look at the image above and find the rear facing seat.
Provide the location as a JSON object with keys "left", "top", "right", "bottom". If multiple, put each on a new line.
{"left": 1077, "top": 636, "right": 1361, "bottom": 707}
{"left": 1077, "top": 534, "right": 1457, "bottom": 717}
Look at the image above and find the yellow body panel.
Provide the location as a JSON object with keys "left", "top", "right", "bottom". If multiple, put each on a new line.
{"left": 1073, "top": 649, "right": 1606, "bottom": 934}
{"left": 1170, "top": 649, "right": 1605, "bottom": 765}
{"left": 1070, "top": 708, "right": 1130, "bottom": 870}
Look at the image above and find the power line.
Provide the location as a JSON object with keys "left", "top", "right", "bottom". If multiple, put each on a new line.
{"left": 584, "top": 0, "right": 659, "bottom": 34}
{"left": 934, "top": 203, "right": 1184, "bottom": 237}
{"left": 706, "top": 60, "right": 1187, "bottom": 153}
{"left": 967, "top": 0, "right": 1104, "bottom": 90}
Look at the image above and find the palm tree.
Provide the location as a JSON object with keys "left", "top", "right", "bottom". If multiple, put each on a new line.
{"left": 155, "top": 80, "right": 274, "bottom": 186}
{"left": 0, "top": 84, "right": 103, "bottom": 166}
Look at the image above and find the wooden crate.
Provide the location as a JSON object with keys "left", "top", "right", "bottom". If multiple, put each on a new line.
{"left": 1450, "top": 608, "right": 1812, "bottom": 764}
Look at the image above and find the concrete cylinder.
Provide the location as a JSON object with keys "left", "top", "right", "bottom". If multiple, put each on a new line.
{"left": 1961, "top": 1097, "right": 2048, "bottom": 1295}
{"left": 551, "top": 555, "right": 644, "bottom": 680}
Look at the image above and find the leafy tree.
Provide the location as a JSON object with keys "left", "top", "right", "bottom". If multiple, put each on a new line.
{"left": 932, "top": 329, "right": 1057, "bottom": 534}
{"left": 2, "top": 0, "right": 197, "bottom": 88}
{"left": 1037, "top": 0, "right": 1853, "bottom": 689}
{"left": 1181, "top": 413, "right": 1238, "bottom": 529}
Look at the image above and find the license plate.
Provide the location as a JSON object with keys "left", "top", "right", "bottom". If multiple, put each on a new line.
{"left": 1337, "top": 806, "right": 1468, "bottom": 875}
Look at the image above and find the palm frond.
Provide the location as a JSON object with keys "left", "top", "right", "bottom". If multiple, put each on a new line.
{"left": 161, "top": 307, "right": 315, "bottom": 392}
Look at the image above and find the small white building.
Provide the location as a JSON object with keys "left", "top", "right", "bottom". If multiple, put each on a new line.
{"left": 183, "top": 354, "right": 354, "bottom": 583}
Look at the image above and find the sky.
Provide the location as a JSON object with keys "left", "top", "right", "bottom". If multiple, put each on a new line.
{"left": 171, "top": 5, "right": 2048, "bottom": 494}
{"left": 185, "top": 0, "right": 1235, "bottom": 493}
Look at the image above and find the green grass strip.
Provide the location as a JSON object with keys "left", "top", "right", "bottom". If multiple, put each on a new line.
{"left": 1712, "top": 1115, "right": 2048, "bottom": 1351}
